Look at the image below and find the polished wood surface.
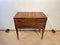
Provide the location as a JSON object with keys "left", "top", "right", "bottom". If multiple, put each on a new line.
{"left": 14, "top": 12, "right": 47, "bottom": 18}
{"left": 14, "top": 12, "right": 47, "bottom": 40}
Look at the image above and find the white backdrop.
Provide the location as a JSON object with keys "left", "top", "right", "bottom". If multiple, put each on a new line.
{"left": 0, "top": 0, "right": 60, "bottom": 30}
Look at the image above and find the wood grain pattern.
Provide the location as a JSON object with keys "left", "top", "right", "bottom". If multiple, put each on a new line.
{"left": 14, "top": 12, "right": 47, "bottom": 18}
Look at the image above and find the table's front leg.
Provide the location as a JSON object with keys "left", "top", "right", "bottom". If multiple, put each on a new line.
{"left": 16, "top": 28, "right": 19, "bottom": 40}
{"left": 41, "top": 29, "right": 45, "bottom": 40}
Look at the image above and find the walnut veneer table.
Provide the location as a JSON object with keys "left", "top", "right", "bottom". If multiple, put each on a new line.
{"left": 14, "top": 12, "right": 47, "bottom": 40}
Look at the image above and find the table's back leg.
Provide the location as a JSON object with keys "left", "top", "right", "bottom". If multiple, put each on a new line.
{"left": 39, "top": 29, "right": 41, "bottom": 32}
{"left": 16, "top": 28, "right": 19, "bottom": 40}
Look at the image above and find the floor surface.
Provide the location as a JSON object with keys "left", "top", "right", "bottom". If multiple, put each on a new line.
{"left": 0, "top": 30, "right": 60, "bottom": 45}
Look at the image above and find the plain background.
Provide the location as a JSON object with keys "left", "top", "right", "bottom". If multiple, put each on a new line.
{"left": 0, "top": 0, "right": 60, "bottom": 30}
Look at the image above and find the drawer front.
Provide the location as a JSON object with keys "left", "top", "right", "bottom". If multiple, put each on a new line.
{"left": 15, "top": 23, "right": 45, "bottom": 29}
{"left": 14, "top": 18, "right": 46, "bottom": 23}
{"left": 14, "top": 18, "right": 46, "bottom": 28}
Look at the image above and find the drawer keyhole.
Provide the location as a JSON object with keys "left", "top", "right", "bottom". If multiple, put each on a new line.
{"left": 17, "top": 20, "right": 21, "bottom": 22}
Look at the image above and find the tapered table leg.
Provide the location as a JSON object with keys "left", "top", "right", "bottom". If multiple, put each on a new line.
{"left": 41, "top": 29, "right": 44, "bottom": 40}
{"left": 16, "top": 28, "right": 19, "bottom": 40}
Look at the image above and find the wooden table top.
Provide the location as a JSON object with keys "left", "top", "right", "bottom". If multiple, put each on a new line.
{"left": 14, "top": 12, "right": 47, "bottom": 19}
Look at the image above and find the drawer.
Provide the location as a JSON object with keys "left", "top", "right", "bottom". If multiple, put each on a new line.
{"left": 14, "top": 18, "right": 46, "bottom": 23}
{"left": 15, "top": 22, "right": 45, "bottom": 29}
{"left": 16, "top": 24, "right": 45, "bottom": 29}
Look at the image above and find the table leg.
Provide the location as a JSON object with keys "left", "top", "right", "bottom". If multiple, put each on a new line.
{"left": 41, "top": 29, "right": 44, "bottom": 40}
{"left": 16, "top": 28, "right": 19, "bottom": 40}
{"left": 39, "top": 29, "right": 41, "bottom": 32}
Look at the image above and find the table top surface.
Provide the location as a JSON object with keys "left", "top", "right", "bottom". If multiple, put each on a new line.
{"left": 14, "top": 12, "right": 47, "bottom": 19}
